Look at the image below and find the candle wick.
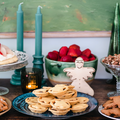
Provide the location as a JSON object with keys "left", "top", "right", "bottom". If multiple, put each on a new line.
{"left": 38, "top": 5, "right": 42, "bottom": 8}
{"left": 20, "top": 2, "right": 23, "bottom": 5}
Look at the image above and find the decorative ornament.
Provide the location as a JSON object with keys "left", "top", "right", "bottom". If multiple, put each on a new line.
{"left": 63, "top": 57, "right": 95, "bottom": 96}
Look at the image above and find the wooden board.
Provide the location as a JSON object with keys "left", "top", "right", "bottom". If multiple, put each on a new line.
{"left": 0, "top": 0, "right": 119, "bottom": 38}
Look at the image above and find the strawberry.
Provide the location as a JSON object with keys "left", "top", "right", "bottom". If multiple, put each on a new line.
{"left": 53, "top": 50, "right": 59, "bottom": 55}
{"left": 76, "top": 49, "right": 82, "bottom": 56}
{"left": 59, "top": 46, "right": 68, "bottom": 57}
{"left": 82, "top": 48, "right": 91, "bottom": 58}
{"left": 0, "top": 51, "right": 3, "bottom": 55}
{"left": 69, "top": 44, "right": 80, "bottom": 50}
{"left": 60, "top": 55, "right": 73, "bottom": 62}
{"left": 80, "top": 55, "right": 89, "bottom": 61}
{"left": 47, "top": 52, "right": 58, "bottom": 61}
{"left": 67, "top": 48, "right": 78, "bottom": 57}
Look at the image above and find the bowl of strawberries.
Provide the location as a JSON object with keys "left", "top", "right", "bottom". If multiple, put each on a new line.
{"left": 45, "top": 44, "right": 98, "bottom": 86}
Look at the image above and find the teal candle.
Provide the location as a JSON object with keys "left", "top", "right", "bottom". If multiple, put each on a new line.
{"left": 17, "top": 2, "right": 23, "bottom": 51}
{"left": 35, "top": 6, "right": 42, "bottom": 56}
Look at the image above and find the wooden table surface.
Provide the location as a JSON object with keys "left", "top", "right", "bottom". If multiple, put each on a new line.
{"left": 0, "top": 79, "right": 116, "bottom": 120}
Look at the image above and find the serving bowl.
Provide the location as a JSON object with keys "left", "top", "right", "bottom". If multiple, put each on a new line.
{"left": 45, "top": 55, "right": 98, "bottom": 86}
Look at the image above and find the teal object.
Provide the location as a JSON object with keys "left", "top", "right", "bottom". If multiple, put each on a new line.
{"left": 105, "top": 3, "right": 120, "bottom": 84}
{"left": 10, "top": 2, "right": 24, "bottom": 85}
{"left": 33, "top": 6, "right": 46, "bottom": 87}
{"left": 45, "top": 55, "right": 98, "bottom": 86}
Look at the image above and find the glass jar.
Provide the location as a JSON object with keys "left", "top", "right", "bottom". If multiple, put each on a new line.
{"left": 21, "top": 67, "right": 42, "bottom": 93}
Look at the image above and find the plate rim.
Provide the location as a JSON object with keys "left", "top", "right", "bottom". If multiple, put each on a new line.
{"left": 98, "top": 105, "right": 120, "bottom": 120}
{"left": 0, "top": 96, "right": 12, "bottom": 116}
{"left": 12, "top": 92, "right": 98, "bottom": 119}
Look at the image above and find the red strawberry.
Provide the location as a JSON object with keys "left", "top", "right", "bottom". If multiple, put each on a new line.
{"left": 47, "top": 52, "right": 58, "bottom": 61}
{"left": 80, "top": 55, "right": 89, "bottom": 61}
{"left": 72, "top": 57, "right": 77, "bottom": 62}
{"left": 67, "top": 48, "right": 78, "bottom": 57}
{"left": 57, "top": 55, "right": 61, "bottom": 61}
{"left": 59, "top": 46, "right": 68, "bottom": 57}
{"left": 76, "top": 49, "right": 82, "bottom": 56}
{"left": 0, "top": 51, "right": 3, "bottom": 55}
{"left": 89, "top": 56, "right": 96, "bottom": 61}
{"left": 82, "top": 48, "right": 91, "bottom": 58}
{"left": 69, "top": 44, "right": 80, "bottom": 50}
{"left": 53, "top": 50, "right": 59, "bottom": 55}
{"left": 89, "top": 53, "right": 94, "bottom": 58}
{"left": 60, "top": 55, "right": 73, "bottom": 62}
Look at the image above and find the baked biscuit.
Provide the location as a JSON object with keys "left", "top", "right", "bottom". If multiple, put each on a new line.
{"left": 77, "top": 97, "right": 89, "bottom": 104}
{"left": 48, "top": 86, "right": 68, "bottom": 96}
{"left": 38, "top": 96, "right": 55, "bottom": 108}
{"left": 25, "top": 97, "right": 38, "bottom": 105}
{"left": 49, "top": 107, "right": 70, "bottom": 115}
{"left": 32, "top": 88, "right": 49, "bottom": 97}
{"left": 50, "top": 99, "right": 70, "bottom": 110}
{"left": 28, "top": 103, "right": 48, "bottom": 113}
{"left": 110, "top": 96, "right": 120, "bottom": 108}
{"left": 102, "top": 100, "right": 113, "bottom": 108}
{"left": 66, "top": 97, "right": 79, "bottom": 105}
{"left": 101, "top": 108, "right": 120, "bottom": 117}
{"left": 71, "top": 103, "right": 88, "bottom": 113}
{"left": 56, "top": 90, "right": 76, "bottom": 99}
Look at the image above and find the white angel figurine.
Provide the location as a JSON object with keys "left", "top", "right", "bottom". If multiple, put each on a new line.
{"left": 63, "top": 57, "right": 95, "bottom": 96}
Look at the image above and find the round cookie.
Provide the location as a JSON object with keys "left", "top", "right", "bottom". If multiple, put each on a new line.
{"left": 28, "top": 103, "right": 48, "bottom": 113}
{"left": 25, "top": 97, "right": 38, "bottom": 104}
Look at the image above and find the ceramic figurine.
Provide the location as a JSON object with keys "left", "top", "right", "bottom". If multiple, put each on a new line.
{"left": 63, "top": 57, "right": 95, "bottom": 96}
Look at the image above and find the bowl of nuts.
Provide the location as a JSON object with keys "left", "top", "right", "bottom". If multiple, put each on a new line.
{"left": 45, "top": 44, "right": 98, "bottom": 86}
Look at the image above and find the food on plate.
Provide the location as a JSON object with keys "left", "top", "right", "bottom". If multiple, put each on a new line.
{"left": 101, "top": 96, "right": 120, "bottom": 118}
{"left": 0, "top": 96, "right": 8, "bottom": 112}
{"left": 28, "top": 103, "right": 48, "bottom": 113}
{"left": 71, "top": 103, "right": 88, "bottom": 113}
{"left": 25, "top": 97, "right": 39, "bottom": 105}
{"left": 0, "top": 43, "right": 18, "bottom": 65}
{"left": 102, "top": 54, "right": 120, "bottom": 65}
{"left": 26, "top": 84, "right": 89, "bottom": 115}
{"left": 47, "top": 44, "right": 96, "bottom": 62}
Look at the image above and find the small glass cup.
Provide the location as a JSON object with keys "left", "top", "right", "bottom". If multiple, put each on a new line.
{"left": 21, "top": 67, "right": 42, "bottom": 93}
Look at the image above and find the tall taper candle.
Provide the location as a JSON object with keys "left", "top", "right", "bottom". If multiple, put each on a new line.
{"left": 17, "top": 2, "right": 23, "bottom": 51}
{"left": 35, "top": 6, "right": 42, "bottom": 56}
{"left": 10, "top": 2, "right": 24, "bottom": 85}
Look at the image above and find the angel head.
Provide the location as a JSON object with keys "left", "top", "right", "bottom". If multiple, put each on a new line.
{"left": 75, "top": 57, "right": 84, "bottom": 69}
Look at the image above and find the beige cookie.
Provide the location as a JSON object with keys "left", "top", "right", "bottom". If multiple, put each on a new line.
{"left": 66, "top": 97, "right": 79, "bottom": 105}
{"left": 32, "top": 88, "right": 49, "bottom": 97}
{"left": 48, "top": 86, "right": 68, "bottom": 96}
{"left": 38, "top": 96, "right": 55, "bottom": 108}
{"left": 49, "top": 107, "right": 70, "bottom": 115}
{"left": 0, "top": 55, "right": 18, "bottom": 65}
{"left": 56, "top": 90, "right": 76, "bottom": 99}
{"left": 28, "top": 103, "right": 48, "bottom": 113}
{"left": 55, "top": 84, "right": 74, "bottom": 91}
{"left": 25, "top": 97, "right": 38, "bottom": 104}
{"left": 77, "top": 97, "right": 89, "bottom": 104}
{"left": 50, "top": 99, "right": 70, "bottom": 110}
{"left": 71, "top": 103, "right": 88, "bottom": 113}
{"left": 71, "top": 89, "right": 77, "bottom": 98}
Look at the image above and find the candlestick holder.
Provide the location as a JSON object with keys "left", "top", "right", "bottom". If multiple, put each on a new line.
{"left": 21, "top": 67, "right": 42, "bottom": 93}
{"left": 33, "top": 55, "right": 47, "bottom": 87}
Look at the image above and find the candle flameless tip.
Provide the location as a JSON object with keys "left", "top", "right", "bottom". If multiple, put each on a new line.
{"left": 18, "top": 2, "right": 23, "bottom": 11}
{"left": 37, "top": 6, "right": 42, "bottom": 14}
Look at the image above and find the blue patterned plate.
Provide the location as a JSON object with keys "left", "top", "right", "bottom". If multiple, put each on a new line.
{"left": 12, "top": 92, "right": 98, "bottom": 119}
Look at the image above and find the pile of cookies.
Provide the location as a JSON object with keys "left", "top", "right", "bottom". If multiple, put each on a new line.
{"left": 101, "top": 96, "right": 120, "bottom": 118}
{"left": 0, "top": 96, "right": 8, "bottom": 112}
{"left": 25, "top": 84, "right": 89, "bottom": 115}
